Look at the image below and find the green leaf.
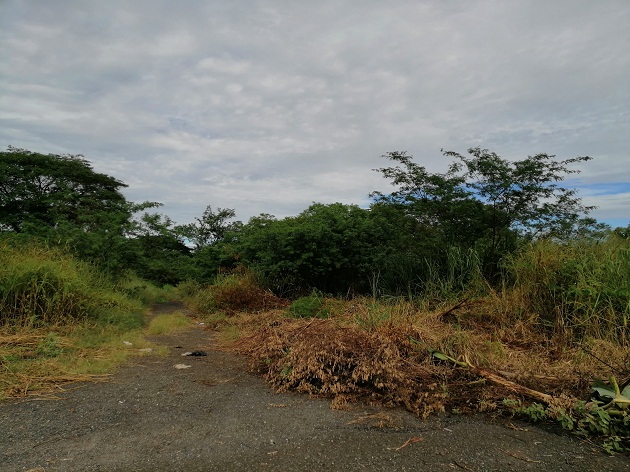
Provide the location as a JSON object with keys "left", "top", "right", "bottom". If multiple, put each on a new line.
{"left": 432, "top": 351, "right": 453, "bottom": 362}
{"left": 591, "top": 379, "right": 616, "bottom": 401}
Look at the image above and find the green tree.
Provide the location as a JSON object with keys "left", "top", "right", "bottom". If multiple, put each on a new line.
{"left": 372, "top": 148, "right": 601, "bottom": 278}
{"left": 178, "top": 205, "right": 239, "bottom": 250}
{"left": 0, "top": 147, "right": 129, "bottom": 233}
{"left": 234, "top": 203, "right": 390, "bottom": 295}
{"left": 0, "top": 147, "right": 193, "bottom": 281}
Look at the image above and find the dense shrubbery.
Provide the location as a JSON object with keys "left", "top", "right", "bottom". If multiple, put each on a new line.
{"left": 2, "top": 145, "right": 627, "bottom": 345}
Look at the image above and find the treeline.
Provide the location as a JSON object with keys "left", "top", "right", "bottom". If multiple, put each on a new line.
{"left": 1, "top": 146, "right": 626, "bottom": 300}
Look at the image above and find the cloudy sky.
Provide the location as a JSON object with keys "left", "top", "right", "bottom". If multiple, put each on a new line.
{"left": 1, "top": 0, "right": 628, "bottom": 227}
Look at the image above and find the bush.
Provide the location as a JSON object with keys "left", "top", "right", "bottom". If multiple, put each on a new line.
{"left": 190, "top": 270, "right": 285, "bottom": 314}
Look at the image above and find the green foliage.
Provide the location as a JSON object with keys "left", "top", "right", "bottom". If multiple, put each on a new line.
{"left": 287, "top": 291, "right": 330, "bottom": 319}
{"left": 0, "top": 239, "right": 145, "bottom": 327}
{"left": 503, "top": 398, "right": 630, "bottom": 453}
{"left": 353, "top": 303, "right": 391, "bottom": 330}
{"left": 95, "top": 307, "right": 146, "bottom": 331}
{"left": 176, "top": 279, "right": 203, "bottom": 299}
{"left": 0, "top": 146, "right": 129, "bottom": 233}
{"left": 36, "top": 332, "right": 63, "bottom": 358}
{"left": 0, "top": 147, "right": 196, "bottom": 284}
{"left": 177, "top": 205, "right": 240, "bottom": 250}
{"left": 505, "top": 236, "right": 630, "bottom": 343}
{"left": 116, "top": 273, "right": 175, "bottom": 306}
{"left": 147, "top": 313, "right": 191, "bottom": 335}
{"left": 372, "top": 148, "right": 603, "bottom": 281}
{"left": 234, "top": 203, "right": 398, "bottom": 296}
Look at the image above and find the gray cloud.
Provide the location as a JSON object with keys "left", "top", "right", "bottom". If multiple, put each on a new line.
{"left": 1, "top": 0, "right": 628, "bottom": 225}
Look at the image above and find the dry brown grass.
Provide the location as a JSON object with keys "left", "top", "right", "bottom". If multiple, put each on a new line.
{"left": 189, "top": 271, "right": 288, "bottom": 316}
{"left": 223, "top": 296, "right": 629, "bottom": 417}
{"left": 0, "top": 324, "right": 158, "bottom": 401}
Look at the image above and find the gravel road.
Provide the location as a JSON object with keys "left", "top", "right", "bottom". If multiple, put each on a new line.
{"left": 1, "top": 302, "right": 628, "bottom": 471}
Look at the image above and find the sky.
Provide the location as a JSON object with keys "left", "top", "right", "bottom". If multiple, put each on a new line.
{"left": 1, "top": 0, "right": 629, "bottom": 227}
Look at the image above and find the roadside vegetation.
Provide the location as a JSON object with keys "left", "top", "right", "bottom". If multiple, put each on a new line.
{"left": 1, "top": 145, "right": 628, "bottom": 452}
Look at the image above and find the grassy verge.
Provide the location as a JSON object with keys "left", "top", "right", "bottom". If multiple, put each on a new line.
{"left": 0, "top": 240, "right": 179, "bottom": 401}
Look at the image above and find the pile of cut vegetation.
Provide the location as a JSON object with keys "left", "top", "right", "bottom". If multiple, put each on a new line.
{"left": 209, "top": 285, "right": 630, "bottom": 453}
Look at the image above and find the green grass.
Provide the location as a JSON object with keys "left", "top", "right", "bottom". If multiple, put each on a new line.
{"left": 147, "top": 313, "right": 192, "bottom": 335}
{"left": 505, "top": 236, "right": 630, "bottom": 344}
{"left": 0, "top": 240, "right": 145, "bottom": 327}
{"left": 0, "top": 239, "right": 177, "bottom": 400}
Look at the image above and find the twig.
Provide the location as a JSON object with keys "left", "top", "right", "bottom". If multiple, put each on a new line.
{"left": 578, "top": 344, "right": 622, "bottom": 372}
{"left": 473, "top": 366, "right": 554, "bottom": 404}
{"left": 452, "top": 461, "right": 475, "bottom": 471}
{"left": 389, "top": 436, "right": 424, "bottom": 451}
{"left": 438, "top": 298, "right": 470, "bottom": 319}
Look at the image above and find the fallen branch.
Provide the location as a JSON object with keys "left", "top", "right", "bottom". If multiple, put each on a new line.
{"left": 431, "top": 350, "right": 554, "bottom": 404}
{"left": 473, "top": 366, "right": 554, "bottom": 404}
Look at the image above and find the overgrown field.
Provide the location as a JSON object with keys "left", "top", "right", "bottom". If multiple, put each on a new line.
{"left": 187, "top": 237, "right": 630, "bottom": 453}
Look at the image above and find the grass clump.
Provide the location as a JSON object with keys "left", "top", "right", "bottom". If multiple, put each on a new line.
{"left": 117, "top": 273, "right": 178, "bottom": 306}
{"left": 0, "top": 240, "right": 145, "bottom": 327}
{"left": 287, "top": 291, "right": 330, "bottom": 319}
{"left": 0, "top": 240, "right": 166, "bottom": 401}
{"left": 36, "top": 332, "right": 63, "bottom": 358}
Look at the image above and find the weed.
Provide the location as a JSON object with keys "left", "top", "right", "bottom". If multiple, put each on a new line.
{"left": 36, "top": 332, "right": 63, "bottom": 358}
{"left": 503, "top": 397, "right": 630, "bottom": 453}
{"left": 287, "top": 291, "right": 330, "bottom": 319}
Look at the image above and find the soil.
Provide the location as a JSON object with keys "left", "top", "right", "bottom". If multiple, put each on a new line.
{"left": 1, "top": 302, "right": 628, "bottom": 472}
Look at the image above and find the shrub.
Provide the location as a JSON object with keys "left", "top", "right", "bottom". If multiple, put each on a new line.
{"left": 190, "top": 270, "right": 286, "bottom": 314}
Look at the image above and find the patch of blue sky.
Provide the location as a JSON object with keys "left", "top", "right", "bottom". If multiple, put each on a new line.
{"left": 574, "top": 182, "right": 630, "bottom": 196}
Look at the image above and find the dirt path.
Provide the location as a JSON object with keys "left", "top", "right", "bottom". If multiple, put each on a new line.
{"left": 1, "top": 302, "right": 628, "bottom": 472}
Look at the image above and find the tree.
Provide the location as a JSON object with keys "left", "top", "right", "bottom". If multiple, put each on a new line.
{"left": 0, "top": 146, "right": 129, "bottom": 233}
{"left": 233, "top": 203, "right": 391, "bottom": 295}
{"left": 0, "top": 147, "right": 193, "bottom": 281}
{"left": 178, "top": 205, "right": 239, "bottom": 250}
{"left": 372, "top": 148, "right": 600, "bottom": 277}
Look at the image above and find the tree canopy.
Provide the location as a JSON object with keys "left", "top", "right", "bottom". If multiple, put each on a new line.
{"left": 1, "top": 145, "right": 610, "bottom": 293}
{"left": 0, "top": 147, "right": 129, "bottom": 233}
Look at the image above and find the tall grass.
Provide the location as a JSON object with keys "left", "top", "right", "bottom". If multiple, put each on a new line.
{"left": 0, "top": 239, "right": 179, "bottom": 400}
{"left": 372, "top": 246, "right": 487, "bottom": 305}
{"left": 372, "top": 236, "right": 629, "bottom": 345}
{"left": 0, "top": 240, "right": 144, "bottom": 327}
{"left": 505, "top": 236, "right": 630, "bottom": 344}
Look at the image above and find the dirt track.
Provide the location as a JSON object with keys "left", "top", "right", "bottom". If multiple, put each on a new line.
{"left": 1, "top": 302, "right": 628, "bottom": 471}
